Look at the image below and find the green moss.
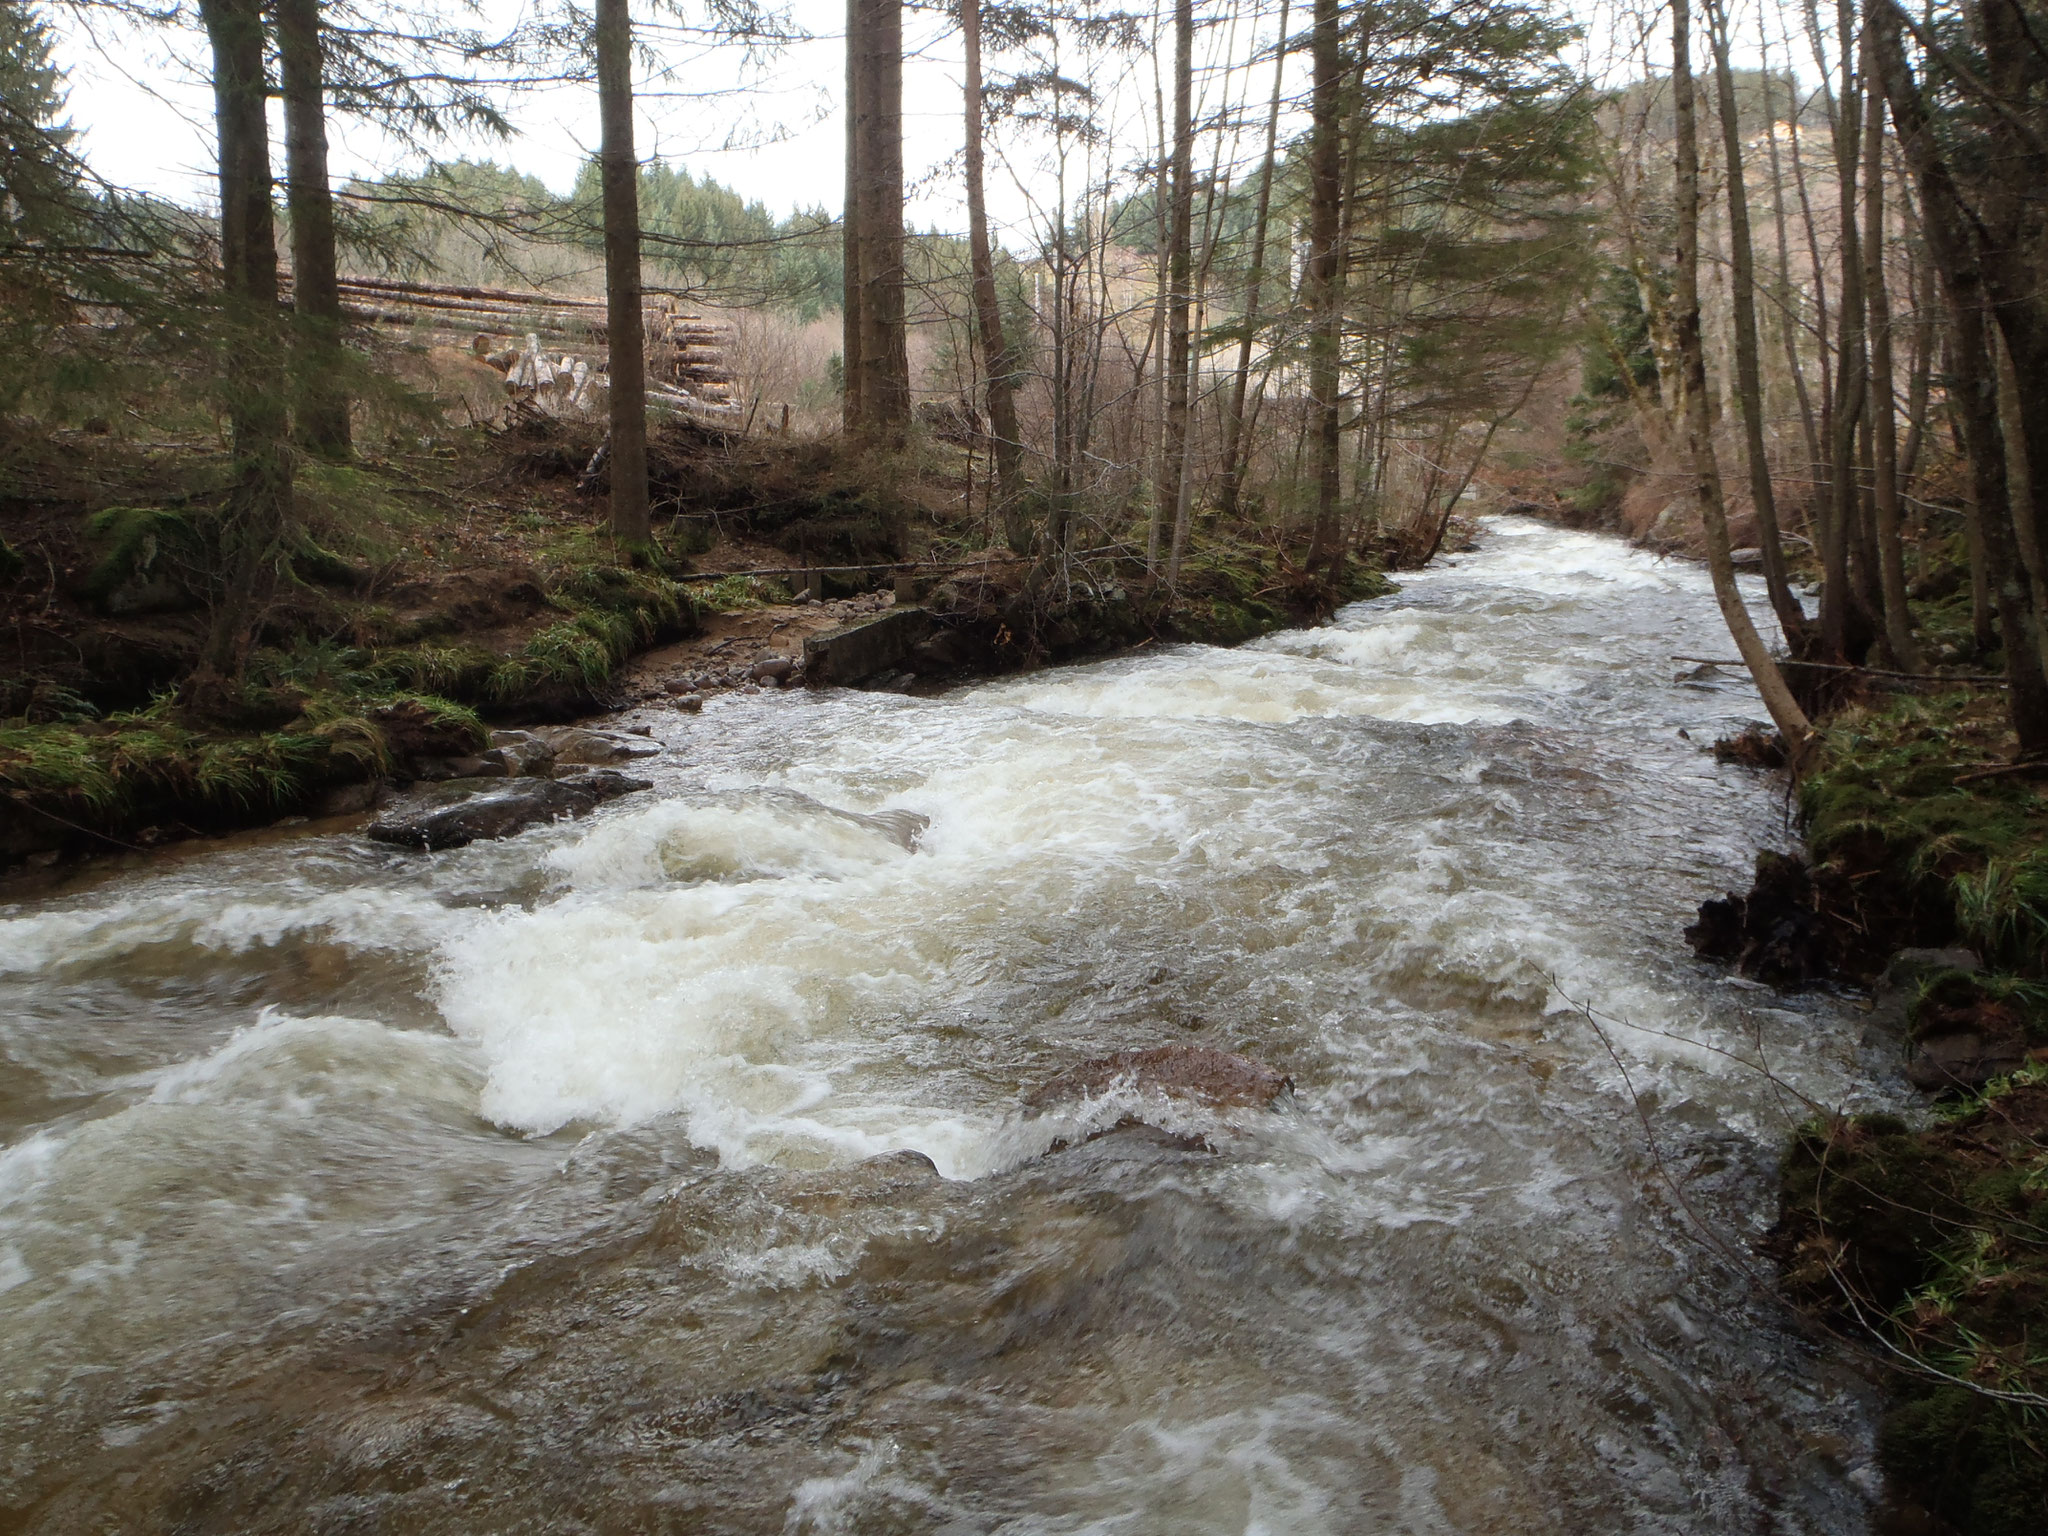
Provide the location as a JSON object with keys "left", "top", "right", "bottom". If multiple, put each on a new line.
{"left": 1776, "top": 1081, "right": 2048, "bottom": 1535}
{"left": 80, "top": 505, "right": 204, "bottom": 599}
{"left": 1, "top": 720, "right": 339, "bottom": 826}
{"left": 1800, "top": 693, "right": 2048, "bottom": 977}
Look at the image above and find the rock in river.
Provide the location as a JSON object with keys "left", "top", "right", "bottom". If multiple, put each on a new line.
{"left": 368, "top": 771, "right": 651, "bottom": 851}
{"left": 1025, "top": 1046, "right": 1293, "bottom": 1112}
{"left": 533, "top": 726, "right": 665, "bottom": 765}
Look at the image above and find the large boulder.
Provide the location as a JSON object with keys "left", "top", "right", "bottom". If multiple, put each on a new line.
{"left": 803, "top": 607, "right": 933, "bottom": 687}
{"left": 368, "top": 771, "right": 650, "bottom": 851}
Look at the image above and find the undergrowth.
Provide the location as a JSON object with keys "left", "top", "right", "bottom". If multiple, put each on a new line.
{"left": 1800, "top": 691, "right": 2048, "bottom": 975}
{"left": 0, "top": 689, "right": 481, "bottom": 844}
{"left": 1776, "top": 1071, "right": 2048, "bottom": 1535}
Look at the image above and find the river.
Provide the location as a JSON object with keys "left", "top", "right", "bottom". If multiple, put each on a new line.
{"left": 0, "top": 517, "right": 1896, "bottom": 1532}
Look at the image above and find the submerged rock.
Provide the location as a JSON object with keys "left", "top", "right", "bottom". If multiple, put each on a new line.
{"left": 1025, "top": 1046, "right": 1293, "bottom": 1113}
{"left": 367, "top": 771, "right": 651, "bottom": 851}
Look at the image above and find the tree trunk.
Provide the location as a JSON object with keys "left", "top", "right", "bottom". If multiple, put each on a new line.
{"left": 1860, "top": 45, "right": 1922, "bottom": 668}
{"left": 1218, "top": 0, "right": 1290, "bottom": 522}
{"left": 1705, "top": 0, "right": 1808, "bottom": 648}
{"left": 1821, "top": 0, "right": 1874, "bottom": 659}
{"left": 842, "top": 0, "right": 864, "bottom": 433}
{"left": 1760, "top": 66, "right": 1822, "bottom": 503}
{"left": 1145, "top": 49, "right": 1169, "bottom": 571}
{"left": 1872, "top": 0, "right": 2048, "bottom": 753}
{"left": 1159, "top": 0, "right": 1195, "bottom": 585}
{"left": 1994, "top": 330, "right": 2048, "bottom": 678}
{"left": 848, "top": 0, "right": 909, "bottom": 443}
{"left": 1673, "top": 0, "right": 1815, "bottom": 765}
{"left": 1897, "top": 190, "right": 1932, "bottom": 486}
{"left": 960, "top": 0, "right": 1025, "bottom": 548}
{"left": 1970, "top": 0, "right": 2048, "bottom": 647}
{"left": 277, "top": 0, "right": 349, "bottom": 460}
{"left": 192, "top": 0, "right": 295, "bottom": 702}
{"left": 596, "top": 0, "right": 649, "bottom": 547}
{"left": 1303, "top": 0, "right": 1344, "bottom": 575}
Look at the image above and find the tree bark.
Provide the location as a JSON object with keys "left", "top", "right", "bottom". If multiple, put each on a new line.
{"left": 1303, "top": 0, "right": 1344, "bottom": 576}
{"left": 192, "top": 0, "right": 295, "bottom": 701}
{"left": 1159, "top": 0, "right": 1195, "bottom": 584}
{"left": 1673, "top": 0, "right": 1815, "bottom": 765}
{"left": 1872, "top": 0, "right": 2048, "bottom": 753}
{"left": 1860, "top": 44, "right": 1922, "bottom": 668}
{"left": 1705, "top": 0, "right": 1808, "bottom": 649}
{"left": 848, "top": 0, "right": 909, "bottom": 443}
{"left": 1897, "top": 188, "right": 1932, "bottom": 487}
{"left": 1218, "top": 0, "right": 1289, "bottom": 522}
{"left": 277, "top": 0, "right": 349, "bottom": 460}
{"left": 842, "top": 0, "right": 864, "bottom": 433}
{"left": 960, "top": 0, "right": 1025, "bottom": 548}
{"left": 1760, "top": 61, "right": 1822, "bottom": 501}
{"left": 596, "top": 0, "right": 649, "bottom": 547}
{"left": 1820, "top": 0, "right": 1874, "bottom": 659}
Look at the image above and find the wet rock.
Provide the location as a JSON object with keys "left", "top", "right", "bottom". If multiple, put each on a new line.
{"left": 660, "top": 677, "right": 694, "bottom": 695}
{"left": 1866, "top": 947, "right": 1981, "bottom": 1035}
{"left": 367, "top": 771, "right": 651, "bottom": 851}
{"left": 1905, "top": 1027, "right": 2029, "bottom": 1093}
{"left": 1684, "top": 850, "right": 1827, "bottom": 987}
{"left": 803, "top": 607, "right": 932, "bottom": 687}
{"left": 534, "top": 725, "right": 664, "bottom": 765}
{"left": 1904, "top": 968, "right": 2028, "bottom": 1092}
{"left": 863, "top": 1149, "right": 939, "bottom": 1176}
{"left": 483, "top": 729, "right": 557, "bottom": 777}
{"left": 751, "top": 655, "right": 796, "bottom": 684}
{"left": 1025, "top": 1046, "right": 1293, "bottom": 1113}
{"left": 673, "top": 694, "right": 704, "bottom": 713}
{"left": 909, "top": 629, "right": 969, "bottom": 672}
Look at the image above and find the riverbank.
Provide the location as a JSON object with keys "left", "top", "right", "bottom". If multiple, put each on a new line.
{"left": 0, "top": 416, "right": 1387, "bottom": 869}
{"left": 1688, "top": 656, "right": 2047, "bottom": 1531}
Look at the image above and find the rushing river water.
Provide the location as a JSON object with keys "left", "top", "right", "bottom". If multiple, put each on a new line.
{"left": 0, "top": 518, "right": 1899, "bottom": 1533}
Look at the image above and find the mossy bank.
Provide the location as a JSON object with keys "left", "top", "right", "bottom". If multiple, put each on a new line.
{"left": 3, "top": 420, "right": 1390, "bottom": 865}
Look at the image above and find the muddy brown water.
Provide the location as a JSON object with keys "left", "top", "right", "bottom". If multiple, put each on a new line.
{"left": 0, "top": 519, "right": 1898, "bottom": 1533}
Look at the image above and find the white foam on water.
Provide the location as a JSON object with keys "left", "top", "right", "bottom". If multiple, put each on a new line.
{"left": 0, "top": 1010, "right": 488, "bottom": 1381}
{"left": 0, "top": 884, "right": 461, "bottom": 977}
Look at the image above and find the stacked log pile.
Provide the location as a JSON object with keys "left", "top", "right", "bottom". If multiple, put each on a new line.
{"left": 306, "top": 275, "right": 743, "bottom": 429}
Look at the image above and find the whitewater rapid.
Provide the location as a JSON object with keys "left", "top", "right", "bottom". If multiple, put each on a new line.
{"left": 0, "top": 519, "right": 1894, "bottom": 1533}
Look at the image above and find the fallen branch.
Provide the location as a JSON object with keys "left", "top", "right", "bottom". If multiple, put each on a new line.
{"left": 1672, "top": 655, "right": 2007, "bottom": 685}
{"left": 1951, "top": 759, "right": 2048, "bottom": 785}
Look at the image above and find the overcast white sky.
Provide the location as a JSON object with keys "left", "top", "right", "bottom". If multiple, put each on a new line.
{"left": 49, "top": 0, "right": 1785, "bottom": 240}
